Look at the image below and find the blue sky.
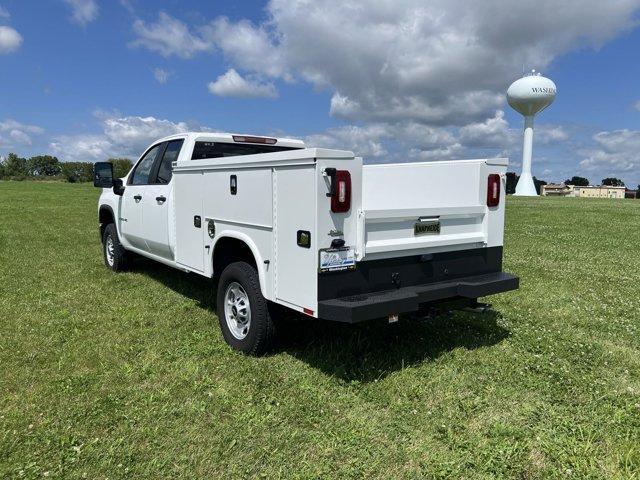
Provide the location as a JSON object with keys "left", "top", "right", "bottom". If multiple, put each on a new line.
{"left": 1, "top": 0, "right": 640, "bottom": 187}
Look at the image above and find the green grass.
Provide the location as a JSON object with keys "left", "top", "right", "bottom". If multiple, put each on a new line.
{"left": 1, "top": 181, "right": 639, "bottom": 479}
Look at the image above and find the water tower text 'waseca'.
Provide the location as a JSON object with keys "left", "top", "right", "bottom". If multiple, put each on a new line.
{"left": 507, "top": 71, "right": 557, "bottom": 196}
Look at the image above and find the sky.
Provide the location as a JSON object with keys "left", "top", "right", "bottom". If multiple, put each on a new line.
{"left": 1, "top": 0, "right": 640, "bottom": 187}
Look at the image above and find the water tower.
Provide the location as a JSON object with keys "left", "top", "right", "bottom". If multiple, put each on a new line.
{"left": 507, "top": 70, "right": 557, "bottom": 196}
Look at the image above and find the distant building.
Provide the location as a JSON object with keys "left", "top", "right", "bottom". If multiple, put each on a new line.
{"left": 540, "top": 183, "right": 574, "bottom": 197}
{"left": 574, "top": 185, "right": 625, "bottom": 198}
{"left": 625, "top": 189, "right": 638, "bottom": 199}
{"left": 541, "top": 184, "right": 626, "bottom": 198}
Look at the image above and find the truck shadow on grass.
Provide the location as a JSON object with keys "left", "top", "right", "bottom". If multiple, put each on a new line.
{"left": 136, "top": 258, "right": 510, "bottom": 383}
{"left": 277, "top": 313, "right": 510, "bottom": 382}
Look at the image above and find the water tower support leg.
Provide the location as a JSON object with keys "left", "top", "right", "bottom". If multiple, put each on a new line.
{"left": 514, "top": 115, "right": 538, "bottom": 196}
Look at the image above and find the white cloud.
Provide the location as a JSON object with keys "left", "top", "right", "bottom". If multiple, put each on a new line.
{"left": 459, "top": 111, "right": 512, "bottom": 148}
{"left": 153, "top": 67, "right": 170, "bottom": 84}
{"left": 202, "top": 0, "right": 640, "bottom": 126}
{"left": 9, "top": 129, "right": 32, "bottom": 145}
{"left": 537, "top": 125, "right": 569, "bottom": 144}
{"left": 580, "top": 130, "right": 640, "bottom": 178}
{"left": 408, "top": 144, "right": 465, "bottom": 162}
{"left": 208, "top": 69, "right": 277, "bottom": 99}
{"left": 0, "top": 119, "right": 43, "bottom": 134}
{"left": 63, "top": 0, "right": 98, "bottom": 26}
{"left": 305, "top": 124, "right": 391, "bottom": 158}
{"left": 305, "top": 122, "right": 463, "bottom": 161}
{"left": 0, "top": 119, "right": 44, "bottom": 147}
{"left": 305, "top": 112, "right": 567, "bottom": 164}
{"left": 50, "top": 114, "right": 196, "bottom": 161}
{"left": 131, "top": 12, "right": 213, "bottom": 58}
{"left": 203, "top": 17, "right": 288, "bottom": 79}
{"left": 49, "top": 134, "right": 111, "bottom": 160}
{"left": 102, "top": 116, "right": 190, "bottom": 148}
{"left": 0, "top": 26, "right": 22, "bottom": 53}
{"left": 119, "top": 0, "right": 135, "bottom": 15}
{"left": 459, "top": 111, "right": 568, "bottom": 149}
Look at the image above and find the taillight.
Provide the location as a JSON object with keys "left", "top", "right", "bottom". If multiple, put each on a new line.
{"left": 487, "top": 174, "right": 501, "bottom": 207}
{"left": 331, "top": 170, "right": 351, "bottom": 213}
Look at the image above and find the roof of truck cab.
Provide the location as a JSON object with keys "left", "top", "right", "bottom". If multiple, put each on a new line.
{"left": 156, "top": 131, "right": 306, "bottom": 149}
{"left": 173, "top": 147, "right": 356, "bottom": 172}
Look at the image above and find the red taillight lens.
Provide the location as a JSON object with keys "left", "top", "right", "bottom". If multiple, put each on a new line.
{"left": 331, "top": 170, "right": 351, "bottom": 213}
{"left": 487, "top": 174, "right": 501, "bottom": 207}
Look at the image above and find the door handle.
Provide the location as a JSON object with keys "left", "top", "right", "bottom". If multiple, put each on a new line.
{"left": 156, "top": 195, "right": 166, "bottom": 204}
{"left": 133, "top": 194, "right": 142, "bottom": 202}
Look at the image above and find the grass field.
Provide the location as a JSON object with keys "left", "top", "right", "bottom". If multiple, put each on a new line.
{"left": 1, "top": 181, "right": 639, "bottom": 479}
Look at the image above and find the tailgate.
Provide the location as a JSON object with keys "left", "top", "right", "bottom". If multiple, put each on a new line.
{"left": 358, "top": 159, "right": 507, "bottom": 260}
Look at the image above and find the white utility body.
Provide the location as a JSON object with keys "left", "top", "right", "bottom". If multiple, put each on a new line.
{"left": 95, "top": 132, "right": 518, "bottom": 354}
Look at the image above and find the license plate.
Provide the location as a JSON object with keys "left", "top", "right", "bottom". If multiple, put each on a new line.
{"left": 414, "top": 219, "right": 440, "bottom": 235}
{"left": 319, "top": 247, "right": 356, "bottom": 273}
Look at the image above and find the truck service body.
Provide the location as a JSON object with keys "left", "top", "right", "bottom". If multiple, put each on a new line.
{"left": 95, "top": 132, "right": 518, "bottom": 354}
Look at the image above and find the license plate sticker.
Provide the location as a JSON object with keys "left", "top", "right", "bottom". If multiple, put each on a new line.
{"left": 319, "top": 247, "right": 356, "bottom": 273}
{"left": 414, "top": 219, "right": 441, "bottom": 235}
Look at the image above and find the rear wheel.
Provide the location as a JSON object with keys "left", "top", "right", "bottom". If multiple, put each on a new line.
{"left": 102, "top": 223, "right": 129, "bottom": 272}
{"left": 216, "top": 262, "right": 275, "bottom": 355}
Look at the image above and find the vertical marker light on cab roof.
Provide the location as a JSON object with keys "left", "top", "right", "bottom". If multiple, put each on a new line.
{"left": 232, "top": 135, "right": 277, "bottom": 145}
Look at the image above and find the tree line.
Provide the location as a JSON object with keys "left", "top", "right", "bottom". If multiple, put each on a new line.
{"left": 562, "top": 176, "right": 628, "bottom": 188}
{"left": 0, "top": 154, "right": 132, "bottom": 183}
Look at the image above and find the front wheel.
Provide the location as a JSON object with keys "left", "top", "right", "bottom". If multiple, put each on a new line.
{"left": 216, "top": 262, "right": 275, "bottom": 355}
{"left": 102, "top": 223, "right": 129, "bottom": 272}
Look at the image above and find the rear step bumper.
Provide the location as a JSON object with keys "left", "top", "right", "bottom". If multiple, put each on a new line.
{"left": 318, "top": 272, "right": 519, "bottom": 323}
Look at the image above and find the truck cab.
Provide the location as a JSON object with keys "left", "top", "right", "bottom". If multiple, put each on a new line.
{"left": 94, "top": 132, "right": 518, "bottom": 355}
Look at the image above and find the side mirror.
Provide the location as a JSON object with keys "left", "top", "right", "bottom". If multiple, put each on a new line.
{"left": 94, "top": 162, "right": 125, "bottom": 196}
{"left": 113, "top": 178, "right": 125, "bottom": 196}
{"left": 94, "top": 162, "right": 114, "bottom": 188}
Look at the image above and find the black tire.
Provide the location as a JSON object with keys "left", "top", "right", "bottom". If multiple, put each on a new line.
{"left": 102, "top": 223, "right": 129, "bottom": 272}
{"left": 216, "top": 261, "right": 275, "bottom": 355}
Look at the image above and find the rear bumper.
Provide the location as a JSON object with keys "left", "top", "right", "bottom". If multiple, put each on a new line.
{"left": 318, "top": 271, "right": 519, "bottom": 323}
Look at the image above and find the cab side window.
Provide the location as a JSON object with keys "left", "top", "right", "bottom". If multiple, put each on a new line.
{"left": 154, "top": 139, "right": 184, "bottom": 185}
{"left": 130, "top": 143, "right": 164, "bottom": 185}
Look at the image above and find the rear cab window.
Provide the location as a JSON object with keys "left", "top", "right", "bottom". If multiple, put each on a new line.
{"left": 191, "top": 142, "right": 299, "bottom": 160}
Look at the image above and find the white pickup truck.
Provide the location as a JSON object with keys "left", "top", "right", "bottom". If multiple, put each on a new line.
{"left": 94, "top": 132, "right": 518, "bottom": 355}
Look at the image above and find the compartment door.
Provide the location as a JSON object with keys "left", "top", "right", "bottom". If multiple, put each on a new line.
{"left": 274, "top": 166, "right": 317, "bottom": 313}
{"left": 174, "top": 170, "right": 204, "bottom": 272}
